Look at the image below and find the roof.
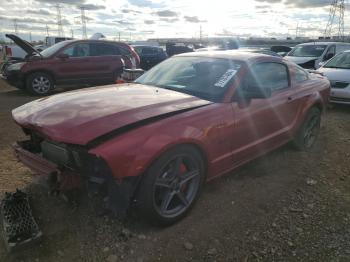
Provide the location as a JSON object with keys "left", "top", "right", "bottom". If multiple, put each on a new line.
{"left": 175, "top": 50, "right": 282, "bottom": 62}
{"left": 297, "top": 42, "right": 350, "bottom": 46}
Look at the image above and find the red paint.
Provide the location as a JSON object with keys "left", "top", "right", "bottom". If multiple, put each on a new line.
{"left": 13, "top": 54, "right": 330, "bottom": 182}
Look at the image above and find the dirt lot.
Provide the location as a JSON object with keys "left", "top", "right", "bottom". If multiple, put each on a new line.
{"left": 0, "top": 80, "right": 349, "bottom": 262}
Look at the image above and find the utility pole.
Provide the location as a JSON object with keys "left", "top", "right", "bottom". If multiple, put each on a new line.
{"left": 80, "top": 6, "right": 87, "bottom": 39}
{"left": 13, "top": 19, "right": 18, "bottom": 35}
{"left": 56, "top": 4, "right": 64, "bottom": 37}
{"left": 295, "top": 22, "right": 299, "bottom": 39}
{"left": 46, "top": 24, "right": 50, "bottom": 37}
{"left": 199, "top": 25, "right": 202, "bottom": 43}
{"left": 29, "top": 32, "right": 32, "bottom": 42}
{"left": 118, "top": 32, "right": 121, "bottom": 42}
{"left": 324, "top": 0, "right": 345, "bottom": 40}
{"left": 71, "top": 28, "right": 74, "bottom": 38}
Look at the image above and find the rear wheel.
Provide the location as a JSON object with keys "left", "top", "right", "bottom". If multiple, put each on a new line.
{"left": 136, "top": 145, "right": 205, "bottom": 226}
{"left": 26, "top": 72, "right": 54, "bottom": 95}
{"left": 293, "top": 107, "right": 321, "bottom": 151}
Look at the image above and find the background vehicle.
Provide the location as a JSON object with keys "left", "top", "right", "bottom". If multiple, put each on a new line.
{"left": 1, "top": 34, "right": 140, "bottom": 95}
{"left": 285, "top": 42, "right": 350, "bottom": 69}
{"left": 238, "top": 48, "right": 282, "bottom": 57}
{"left": 318, "top": 50, "right": 350, "bottom": 105}
{"left": 12, "top": 52, "right": 329, "bottom": 225}
{"left": 133, "top": 45, "right": 168, "bottom": 70}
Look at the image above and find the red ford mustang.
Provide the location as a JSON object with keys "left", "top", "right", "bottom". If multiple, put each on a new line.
{"left": 12, "top": 51, "right": 330, "bottom": 225}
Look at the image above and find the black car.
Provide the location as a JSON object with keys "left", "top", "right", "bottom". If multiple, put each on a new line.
{"left": 133, "top": 45, "right": 168, "bottom": 70}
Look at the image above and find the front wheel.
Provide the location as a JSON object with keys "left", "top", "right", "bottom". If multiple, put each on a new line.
{"left": 293, "top": 107, "right": 321, "bottom": 151}
{"left": 26, "top": 72, "right": 54, "bottom": 95}
{"left": 136, "top": 145, "right": 205, "bottom": 226}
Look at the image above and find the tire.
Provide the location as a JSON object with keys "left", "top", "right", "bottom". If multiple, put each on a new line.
{"left": 293, "top": 107, "right": 321, "bottom": 151}
{"left": 136, "top": 145, "right": 205, "bottom": 226}
{"left": 26, "top": 72, "right": 54, "bottom": 95}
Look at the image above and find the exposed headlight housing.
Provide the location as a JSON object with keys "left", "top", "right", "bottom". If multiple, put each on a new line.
{"left": 7, "top": 62, "right": 25, "bottom": 71}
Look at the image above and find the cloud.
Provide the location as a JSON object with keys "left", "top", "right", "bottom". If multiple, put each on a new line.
{"left": 144, "top": 19, "right": 154, "bottom": 24}
{"left": 284, "top": 0, "right": 331, "bottom": 8}
{"left": 184, "top": 16, "right": 206, "bottom": 23}
{"left": 155, "top": 10, "right": 177, "bottom": 17}
{"left": 34, "top": 0, "right": 85, "bottom": 4}
{"left": 78, "top": 3, "right": 105, "bottom": 10}
{"left": 160, "top": 17, "right": 179, "bottom": 23}
{"left": 128, "top": 0, "right": 164, "bottom": 8}
{"left": 26, "top": 8, "right": 53, "bottom": 15}
{"left": 121, "top": 8, "right": 141, "bottom": 14}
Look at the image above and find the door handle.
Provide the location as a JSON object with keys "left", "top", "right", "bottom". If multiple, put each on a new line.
{"left": 287, "top": 96, "right": 293, "bottom": 102}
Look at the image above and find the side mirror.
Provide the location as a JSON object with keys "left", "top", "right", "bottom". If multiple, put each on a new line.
{"left": 324, "top": 53, "right": 334, "bottom": 61}
{"left": 318, "top": 61, "right": 326, "bottom": 68}
{"left": 243, "top": 85, "right": 272, "bottom": 99}
{"left": 57, "top": 53, "right": 69, "bottom": 59}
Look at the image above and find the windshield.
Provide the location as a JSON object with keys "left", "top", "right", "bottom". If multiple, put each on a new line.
{"left": 135, "top": 56, "right": 242, "bottom": 102}
{"left": 288, "top": 45, "right": 327, "bottom": 57}
{"left": 40, "top": 40, "right": 73, "bottom": 57}
{"left": 323, "top": 52, "right": 350, "bottom": 69}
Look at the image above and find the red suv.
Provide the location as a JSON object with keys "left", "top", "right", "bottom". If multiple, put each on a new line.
{"left": 1, "top": 34, "right": 140, "bottom": 95}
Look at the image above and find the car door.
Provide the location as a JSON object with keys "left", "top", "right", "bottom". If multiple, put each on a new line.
{"left": 89, "top": 42, "right": 124, "bottom": 82}
{"left": 53, "top": 42, "right": 94, "bottom": 84}
{"left": 230, "top": 62, "right": 300, "bottom": 165}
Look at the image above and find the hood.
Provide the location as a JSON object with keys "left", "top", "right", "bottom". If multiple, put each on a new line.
{"left": 317, "top": 67, "right": 350, "bottom": 82}
{"left": 285, "top": 56, "right": 317, "bottom": 65}
{"left": 12, "top": 84, "right": 212, "bottom": 145}
{"left": 5, "top": 34, "right": 40, "bottom": 56}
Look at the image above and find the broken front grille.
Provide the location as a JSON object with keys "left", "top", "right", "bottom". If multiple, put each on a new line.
{"left": 1, "top": 190, "right": 42, "bottom": 251}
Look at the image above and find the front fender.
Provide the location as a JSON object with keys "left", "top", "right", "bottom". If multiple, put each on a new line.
{"left": 88, "top": 119, "right": 207, "bottom": 181}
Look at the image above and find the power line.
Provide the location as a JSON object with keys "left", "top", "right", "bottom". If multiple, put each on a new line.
{"left": 56, "top": 4, "right": 64, "bottom": 37}
{"left": 324, "top": 0, "right": 345, "bottom": 40}
{"left": 80, "top": 6, "right": 87, "bottom": 39}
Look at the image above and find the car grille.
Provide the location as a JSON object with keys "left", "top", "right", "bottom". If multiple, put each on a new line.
{"left": 330, "top": 97, "right": 350, "bottom": 103}
{"left": 330, "top": 81, "right": 349, "bottom": 89}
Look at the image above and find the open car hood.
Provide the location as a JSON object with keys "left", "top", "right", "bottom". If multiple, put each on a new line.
{"left": 12, "top": 84, "right": 213, "bottom": 145}
{"left": 5, "top": 34, "right": 40, "bottom": 56}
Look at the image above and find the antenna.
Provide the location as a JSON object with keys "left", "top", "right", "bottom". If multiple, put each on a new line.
{"left": 80, "top": 6, "right": 87, "bottom": 39}
{"left": 324, "top": 0, "right": 345, "bottom": 40}
{"left": 56, "top": 4, "right": 64, "bottom": 37}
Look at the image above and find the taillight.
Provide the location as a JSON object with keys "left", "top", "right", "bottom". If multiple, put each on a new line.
{"left": 5, "top": 46, "right": 12, "bottom": 57}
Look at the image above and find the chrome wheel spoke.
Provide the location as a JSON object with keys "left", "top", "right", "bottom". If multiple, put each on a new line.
{"left": 160, "top": 190, "right": 175, "bottom": 212}
{"left": 176, "top": 192, "right": 189, "bottom": 207}
{"left": 155, "top": 177, "right": 173, "bottom": 189}
{"left": 180, "top": 170, "right": 199, "bottom": 186}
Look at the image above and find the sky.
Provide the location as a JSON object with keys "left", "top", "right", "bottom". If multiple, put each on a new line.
{"left": 0, "top": 0, "right": 349, "bottom": 42}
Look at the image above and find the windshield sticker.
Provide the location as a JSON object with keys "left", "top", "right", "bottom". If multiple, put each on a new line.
{"left": 214, "top": 68, "right": 239, "bottom": 88}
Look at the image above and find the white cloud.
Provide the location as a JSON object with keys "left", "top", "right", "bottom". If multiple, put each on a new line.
{"left": 0, "top": 0, "right": 347, "bottom": 41}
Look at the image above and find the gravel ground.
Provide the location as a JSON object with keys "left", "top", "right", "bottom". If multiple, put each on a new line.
{"left": 0, "top": 80, "right": 349, "bottom": 262}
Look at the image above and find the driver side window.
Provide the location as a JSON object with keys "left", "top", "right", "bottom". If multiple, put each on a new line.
{"left": 247, "top": 62, "right": 289, "bottom": 92}
{"left": 62, "top": 43, "right": 90, "bottom": 57}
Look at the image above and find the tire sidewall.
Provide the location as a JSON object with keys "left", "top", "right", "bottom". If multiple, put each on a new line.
{"left": 294, "top": 107, "right": 321, "bottom": 151}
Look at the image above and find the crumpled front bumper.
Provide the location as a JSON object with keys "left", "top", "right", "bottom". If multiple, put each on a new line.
{"left": 13, "top": 142, "right": 59, "bottom": 176}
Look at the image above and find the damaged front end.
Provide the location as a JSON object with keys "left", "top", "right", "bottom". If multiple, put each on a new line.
{"left": 13, "top": 129, "right": 140, "bottom": 218}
